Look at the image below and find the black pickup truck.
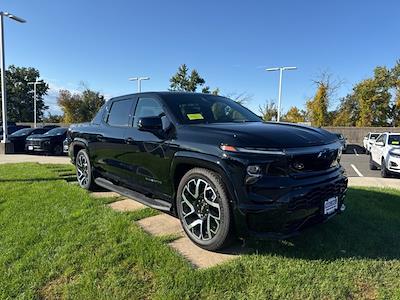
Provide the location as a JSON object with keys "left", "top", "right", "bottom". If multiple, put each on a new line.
{"left": 68, "top": 92, "right": 347, "bottom": 250}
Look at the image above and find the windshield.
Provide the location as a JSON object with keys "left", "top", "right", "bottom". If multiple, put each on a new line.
{"left": 163, "top": 94, "right": 261, "bottom": 124}
{"left": 10, "top": 128, "right": 34, "bottom": 136}
{"left": 370, "top": 134, "right": 380, "bottom": 139}
{"left": 335, "top": 133, "right": 343, "bottom": 139}
{"left": 388, "top": 135, "right": 400, "bottom": 145}
{"left": 44, "top": 128, "right": 67, "bottom": 136}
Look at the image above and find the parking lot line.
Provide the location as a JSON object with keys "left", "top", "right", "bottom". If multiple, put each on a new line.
{"left": 350, "top": 164, "right": 364, "bottom": 177}
{"left": 353, "top": 149, "right": 359, "bottom": 156}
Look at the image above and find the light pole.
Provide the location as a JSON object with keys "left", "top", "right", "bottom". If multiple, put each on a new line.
{"left": 0, "top": 12, "right": 26, "bottom": 144}
{"left": 28, "top": 81, "right": 44, "bottom": 128}
{"left": 129, "top": 76, "right": 150, "bottom": 93}
{"left": 266, "top": 66, "right": 297, "bottom": 122}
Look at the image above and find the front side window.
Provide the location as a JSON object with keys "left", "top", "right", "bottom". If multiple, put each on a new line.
{"left": 162, "top": 94, "right": 261, "bottom": 124}
{"left": 370, "top": 134, "right": 380, "bottom": 140}
{"left": 375, "top": 134, "right": 386, "bottom": 145}
{"left": 106, "top": 99, "right": 133, "bottom": 127}
{"left": 133, "top": 98, "right": 165, "bottom": 127}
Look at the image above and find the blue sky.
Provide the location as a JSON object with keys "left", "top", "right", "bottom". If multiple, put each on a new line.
{"left": 3, "top": 0, "right": 400, "bottom": 115}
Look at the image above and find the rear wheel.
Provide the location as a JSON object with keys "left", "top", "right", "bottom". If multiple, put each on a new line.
{"left": 75, "top": 149, "right": 97, "bottom": 191}
{"left": 176, "top": 168, "right": 233, "bottom": 251}
{"left": 381, "top": 158, "right": 390, "bottom": 178}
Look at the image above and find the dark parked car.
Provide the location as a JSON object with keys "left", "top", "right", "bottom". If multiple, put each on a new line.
{"left": 25, "top": 127, "right": 68, "bottom": 155}
{"left": 0, "top": 123, "right": 30, "bottom": 140}
{"left": 68, "top": 92, "right": 347, "bottom": 251}
{"left": 9, "top": 127, "right": 53, "bottom": 152}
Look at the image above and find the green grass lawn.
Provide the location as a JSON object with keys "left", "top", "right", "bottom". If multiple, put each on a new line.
{"left": 0, "top": 163, "right": 400, "bottom": 299}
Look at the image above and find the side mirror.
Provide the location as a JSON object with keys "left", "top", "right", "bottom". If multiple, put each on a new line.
{"left": 137, "top": 116, "right": 162, "bottom": 132}
{"left": 375, "top": 141, "right": 384, "bottom": 147}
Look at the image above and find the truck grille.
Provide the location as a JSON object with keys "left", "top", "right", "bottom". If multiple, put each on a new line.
{"left": 288, "top": 178, "right": 347, "bottom": 211}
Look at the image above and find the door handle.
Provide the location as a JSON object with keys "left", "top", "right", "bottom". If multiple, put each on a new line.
{"left": 125, "top": 137, "right": 135, "bottom": 144}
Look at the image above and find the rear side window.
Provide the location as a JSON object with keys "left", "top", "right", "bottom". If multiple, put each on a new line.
{"left": 106, "top": 99, "right": 133, "bottom": 127}
{"left": 92, "top": 104, "right": 106, "bottom": 125}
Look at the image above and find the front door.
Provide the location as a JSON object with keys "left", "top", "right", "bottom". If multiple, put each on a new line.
{"left": 121, "top": 96, "right": 174, "bottom": 198}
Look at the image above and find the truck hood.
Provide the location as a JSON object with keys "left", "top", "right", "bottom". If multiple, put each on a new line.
{"left": 186, "top": 122, "right": 337, "bottom": 149}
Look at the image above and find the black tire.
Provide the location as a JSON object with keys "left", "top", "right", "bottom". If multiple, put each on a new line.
{"left": 53, "top": 144, "right": 63, "bottom": 156}
{"left": 381, "top": 158, "right": 390, "bottom": 178}
{"left": 176, "top": 168, "right": 234, "bottom": 251}
{"left": 75, "top": 149, "right": 97, "bottom": 191}
{"left": 369, "top": 155, "right": 377, "bottom": 170}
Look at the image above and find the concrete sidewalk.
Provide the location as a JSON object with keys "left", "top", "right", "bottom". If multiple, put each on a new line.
{"left": 348, "top": 177, "right": 400, "bottom": 190}
{"left": 0, "top": 154, "right": 71, "bottom": 164}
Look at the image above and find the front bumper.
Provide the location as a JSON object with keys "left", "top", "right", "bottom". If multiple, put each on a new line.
{"left": 233, "top": 170, "right": 348, "bottom": 240}
{"left": 25, "top": 141, "right": 51, "bottom": 153}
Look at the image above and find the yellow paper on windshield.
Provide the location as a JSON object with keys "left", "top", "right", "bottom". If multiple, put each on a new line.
{"left": 187, "top": 113, "right": 204, "bottom": 120}
{"left": 392, "top": 140, "right": 399, "bottom": 145}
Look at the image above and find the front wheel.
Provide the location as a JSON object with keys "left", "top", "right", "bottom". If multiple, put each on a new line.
{"left": 381, "top": 158, "right": 390, "bottom": 178}
{"left": 75, "top": 149, "right": 97, "bottom": 191}
{"left": 176, "top": 168, "right": 234, "bottom": 251}
{"left": 53, "top": 144, "right": 63, "bottom": 156}
{"left": 369, "top": 155, "right": 377, "bottom": 170}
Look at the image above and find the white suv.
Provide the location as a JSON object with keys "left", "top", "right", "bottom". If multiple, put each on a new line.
{"left": 369, "top": 132, "right": 400, "bottom": 177}
{"left": 363, "top": 132, "right": 381, "bottom": 154}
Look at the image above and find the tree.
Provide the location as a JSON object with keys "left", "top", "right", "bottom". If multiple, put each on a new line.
{"left": 282, "top": 106, "right": 306, "bottom": 123}
{"left": 169, "top": 64, "right": 205, "bottom": 92}
{"left": 0, "top": 65, "right": 49, "bottom": 122}
{"left": 332, "top": 94, "right": 360, "bottom": 126}
{"left": 306, "top": 72, "right": 342, "bottom": 127}
{"left": 57, "top": 88, "right": 105, "bottom": 123}
{"left": 169, "top": 64, "right": 220, "bottom": 94}
{"left": 258, "top": 100, "right": 277, "bottom": 121}
{"left": 354, "top": 66, "right": 391, "bottom": 126}
{"left": 42, "top": 113, "right": 63, "bottom": 123}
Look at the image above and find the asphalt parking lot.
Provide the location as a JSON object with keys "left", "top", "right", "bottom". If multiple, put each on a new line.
{"left": 341, "top": 145, "right": 400, "bottom": 178}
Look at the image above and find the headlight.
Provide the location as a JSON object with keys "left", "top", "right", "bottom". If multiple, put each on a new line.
{"left": 337, "top": 147, "right": 343, "bottom": 161}
{"left": 389, "top": 149, "right": 400, "bottom": 158}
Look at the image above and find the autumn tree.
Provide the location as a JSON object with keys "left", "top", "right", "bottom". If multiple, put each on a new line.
{"left": 57, "top": 88, "right": 105, "bottom": 123}
{"left": 0, "top": 65, "right": 49, "bottom": 122}
{"left": 258, "top": 100, "right": 277, "bottom": 121}
{"left": 306, "top": 72, "right": 342, "bottom": 127}
{"left": 282, "top": 106, "right": 306, "bottom": 123}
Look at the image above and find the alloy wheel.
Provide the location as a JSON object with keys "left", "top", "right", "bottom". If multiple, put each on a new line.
{"left": 180, "top": 178, "right": 221, "bottom": 241}
{"left": 76, "top": 153, "right": 89, "bottom": 187}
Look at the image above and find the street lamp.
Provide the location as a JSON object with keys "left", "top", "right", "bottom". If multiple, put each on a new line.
{"left": 28, "top": 81, "right": 45, "bottom": 128}
{"left": 129, "top": 76, "right": 150, "bottom": 93}
{"left": 266, "top": 66, "right": 297, "bottom": 122}
{"left": 0, "top": 11, "right": 26, "bottom": 144}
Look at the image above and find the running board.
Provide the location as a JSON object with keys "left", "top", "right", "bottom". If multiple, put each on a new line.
{"left": 95, "top": 177, "right": 172, "bottom": 212}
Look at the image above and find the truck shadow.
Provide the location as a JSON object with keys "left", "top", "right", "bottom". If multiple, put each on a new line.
{"left": 344, "top": 144, "right": 365, "bottom": 154}
{"left": 226, "top": 188, "right": 400, "bottom": 261}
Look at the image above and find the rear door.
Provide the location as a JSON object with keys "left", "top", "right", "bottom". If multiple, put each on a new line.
{"left": 95, "top": 97, "right": 136, "bottom": 182}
